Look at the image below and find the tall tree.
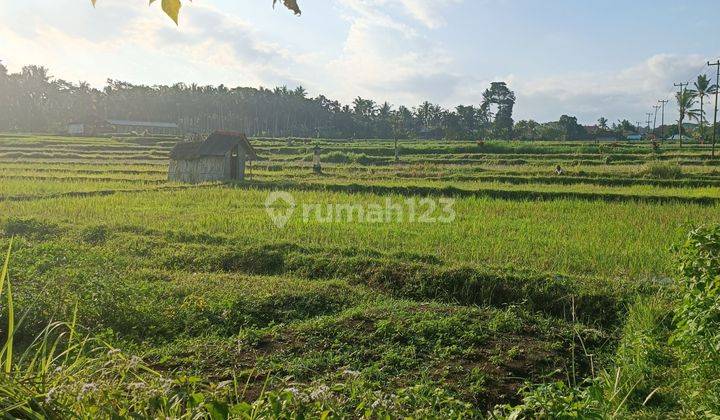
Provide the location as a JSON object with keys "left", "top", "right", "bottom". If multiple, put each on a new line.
{"left": 513, "top": 120, "right": 540, "bottom": 140}
{"left": 597, "top": 117, "right": 609, "bottom": 131}
{"left": 676, "top": 88, "right": 699, "bottom": 147}
{"left": 558, "top": 115, "right": 586, "bottom": 140}
{"left": 455, "top": 105, "right": 480, "bottom": 139}
{"left": 0, "top": 61, "right": 9, "bottom": 130}
{"left": 481, "top": 82, "right": 516, "bottom": 140}
{"left": 693, "top": 74, "right": 716, "bottom": 141}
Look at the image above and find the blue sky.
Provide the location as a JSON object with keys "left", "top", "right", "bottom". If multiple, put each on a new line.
{"left": 1, "top": 0, "right": 718, "bottom": 123}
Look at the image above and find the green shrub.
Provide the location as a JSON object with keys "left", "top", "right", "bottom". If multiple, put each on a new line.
{"left": 610, "top": 296, "right": 675, "bottom": 410}
{"left": 670, "top": 225, "right": 720, "bottom": 411}
{"left": 1, "top": 218, "right": 63, "bottom": 240}
{"left": 318, "top": 151, "right": 386, "bottom": 165}
{"left": 494, "top": 380, "right": 606, "bottom": 418}
{"left": 641, "top": 162, "right": 683, "bottom": 179}
{"left": 80, "top": 224, "right": 111, "bottom": 244}
{"left": 322, "top": 151, "right": 351, "bottom": 164}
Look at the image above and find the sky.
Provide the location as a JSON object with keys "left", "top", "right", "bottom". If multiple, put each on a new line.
{"left": 0, "top": 0, "right": 718, "bottom": 124}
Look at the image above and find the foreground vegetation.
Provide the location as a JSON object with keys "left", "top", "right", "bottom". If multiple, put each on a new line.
{"left": 0, "top": 134, "right": 719, "bottom": 417}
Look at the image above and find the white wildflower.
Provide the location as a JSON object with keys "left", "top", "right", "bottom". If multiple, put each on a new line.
{"left": 128, "top": 382, "right": 147, "bottom": 391}
{"left": 284, "top": 386, "right": 300, "bottom": 395}
{"left": 309, "top": 384, "right": 330, "bottom": 400}
{"left": 45, "top": 387, "right": 57, "bottom": 404}
{"left": 217, "top": 380, "right": 233, "bottom": 389}
{"left": 128, "top": 356, "right": 142, "bottom": 368}
{"left": 81, "top": 383, "right": 97, "bottom": 394}
{"left": 77, "top": 383, "right": 98, "bottom": 401}
{"left": 161, "top": 378, "right": 174, "bottom": 393}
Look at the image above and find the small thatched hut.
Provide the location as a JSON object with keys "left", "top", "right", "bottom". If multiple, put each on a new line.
{"left": 168, "top": 131, "right": 257, "bottom": 183}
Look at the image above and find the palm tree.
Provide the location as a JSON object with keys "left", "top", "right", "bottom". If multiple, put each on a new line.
{"left": 594, "top": 117, "right": 609, "bottom": 145}
{"left": 676, "top": 88, "right": 699, "bottom": 148}
{"left": 693, "top": 74, "right": 717, "bottom": 141}
{"left": 415, "top": 101, "right": 434, "bottom": 131}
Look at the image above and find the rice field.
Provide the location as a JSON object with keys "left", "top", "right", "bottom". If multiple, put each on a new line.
{"left": 1, "top": 133, "right": 719, "bottom": 416}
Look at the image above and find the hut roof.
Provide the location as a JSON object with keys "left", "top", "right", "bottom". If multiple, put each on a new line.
{"left": 170, "top": 131, "right": 258, "bottom": 160}
{"left": 170, "top": 141, "right": 203, "bottom": 160}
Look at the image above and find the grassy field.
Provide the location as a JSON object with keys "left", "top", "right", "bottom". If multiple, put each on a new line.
{"left": 1, "top": 134, "right": 719, "bottom": 417}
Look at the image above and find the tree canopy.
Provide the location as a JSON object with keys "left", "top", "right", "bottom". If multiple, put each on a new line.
{"left": 90, "top": 0, "right": 301, "bottom": 24}
{"left": 480, "top": 82, "right": 516, "bottom": 139}
{"left": 0, "top": 64, "right": 520, "bottom": 140}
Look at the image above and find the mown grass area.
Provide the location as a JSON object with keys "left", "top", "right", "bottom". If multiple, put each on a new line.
{"left": 0, "top": 134, "right": 719, "bottom": 417}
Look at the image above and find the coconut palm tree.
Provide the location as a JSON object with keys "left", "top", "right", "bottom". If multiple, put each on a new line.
{"left": 693, "top": 74, "right": 717, "bottom": 141}
{"left": 597, "top": 117, "right": 609, "bottom": 131}
{"left": 676, "top": 88, "right": 699, "bottom": 148}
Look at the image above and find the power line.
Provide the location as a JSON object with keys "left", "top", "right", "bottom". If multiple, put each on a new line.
{"left": 652, "top": 105, "right": 661, "bottom": 136}
{"left": 649, "top": 59, "right": 715, "bottom": 125}
{"left": 658, "top": 59, "right": 713, "bottom": 104}
{"left": 636, "top": 59, "right": 711, "bottom": 144}
{"left": 709, "top": 60, "right": 720, "bottom": 157}
{"left": 658, "top": 100, "right": 669, "bottom": 141}
{"left": 674, "top": 82, "right": 690, "bottom": 147}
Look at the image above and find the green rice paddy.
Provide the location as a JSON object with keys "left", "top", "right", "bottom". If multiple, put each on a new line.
{"left": 1, "top": 133, "right": 718, "bottom": 416}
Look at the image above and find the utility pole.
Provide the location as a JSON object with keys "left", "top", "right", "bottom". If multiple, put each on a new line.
{"left": 709, "top": 60, "right": 720, "bottom": 158}
{"left": 653, "top": 105, "right": 661, "bottom": 136}
{"left": 646, "top": 112, "right": 652, "bottom": 133}
{"left": 658, "top": 100, "right": 669, "bottom": 141}
{"left": 674, "top": 82, "right": 689, "bottom": 148}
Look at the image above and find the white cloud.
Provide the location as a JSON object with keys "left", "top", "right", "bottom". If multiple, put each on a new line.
{"left": 335, "top": 0, "right": 416, "bottom": 34}
{"left": 147, "top": 4, "right": 299, "bottom": 85}
{"left": 335, "top": 0, "right": 463, "bottom": 30}
{"left": 326, "top": 0, "right": 466, "bottom": 105}
{"left": 395, "top": 0, "right": 463, "bottom": 29}
{"left": 0, "top": 0, "right": 304, "bottom": 88}
{"left": 512, "top": 54, "right": 709, "bottom": 123}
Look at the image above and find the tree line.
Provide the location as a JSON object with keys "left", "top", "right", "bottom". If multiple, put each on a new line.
{"left": 0, "top": 64, "right": 513, "bottom": 139}
{"left": 0, "top": 62, "right": 651, "bottom": 141}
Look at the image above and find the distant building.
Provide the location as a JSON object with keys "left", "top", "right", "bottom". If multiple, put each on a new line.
{"left": 106, "top": 120, "right": 179, "bottom": 135}
{"left": 67, "top": 118, "right": 179, "bottom": 136}
{"left": 66, "top": 117, "right": 111, "bottom": 136}
{"left": 168, "top": 131, "right": 258, "bottom": 183}
{"left": 626, "top": 134, "right": 643, "bottom": 141}
{"left": 67, "top": 122, "right": 85, "bottom": 135}
{"left": 583, "top": 125, "right": 600, "bottom": 135}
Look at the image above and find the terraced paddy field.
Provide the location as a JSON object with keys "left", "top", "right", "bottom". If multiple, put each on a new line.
{"left": 1, "top": 133, "right": 720, "bottom": 417}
